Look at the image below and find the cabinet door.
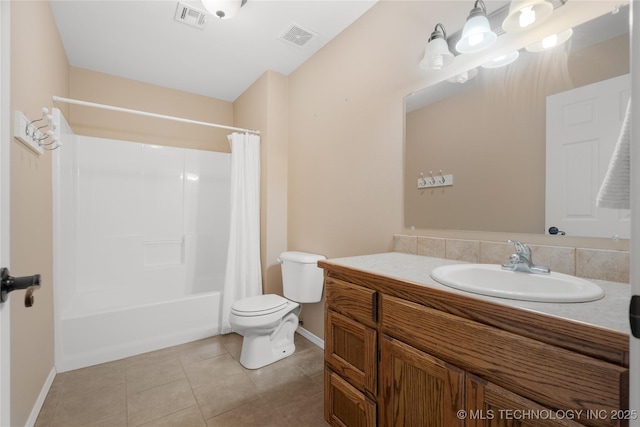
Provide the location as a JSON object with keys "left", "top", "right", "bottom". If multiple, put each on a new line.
{"left": 380, "top": 335, "right": 465, "bottom": 427}
{"left": 325, "top": 368, "right": 376, "bottom": 427}
{"left": 466, "top": 374, "right": 587, "bottom": 427}
{"left": 325, "top": 309, "right": 377, "bottom": 395}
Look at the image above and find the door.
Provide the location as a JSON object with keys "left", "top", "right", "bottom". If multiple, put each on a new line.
{"left": 546, "top": 74, "right": 631, "bottom": 238}
{"left": 0, "top": 1, "right": 10, "bottom": 425}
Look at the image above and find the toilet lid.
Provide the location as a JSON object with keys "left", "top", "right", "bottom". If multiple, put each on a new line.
{"left": 231, "top": 294, "right": 289, "bottom": 316}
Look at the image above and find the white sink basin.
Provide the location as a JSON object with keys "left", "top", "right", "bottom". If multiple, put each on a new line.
{"left": 430, "top": 264, "right": 604, "bottom": 303}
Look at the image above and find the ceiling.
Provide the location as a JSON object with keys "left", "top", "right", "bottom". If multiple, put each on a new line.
{"left": 49, "top": 0, "right": 378, "bottom": 102}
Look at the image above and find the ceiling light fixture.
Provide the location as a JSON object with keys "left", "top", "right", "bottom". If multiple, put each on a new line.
{"left": 201, "top": 0, "right": 246, "bottom": 19}
{"left": 455, "top": 0, "right": 497, "bottom": 54}
{"left": 502, "top": 0, "right": 553, "bottom": 32}
{"left": 420, "top": 24, "right": 455, "bottom": 70}
{"left": 525, "top": 28, "right": 573, "bottom": 52}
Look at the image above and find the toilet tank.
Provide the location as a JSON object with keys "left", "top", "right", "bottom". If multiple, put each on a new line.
{"left": 279, "top": 251, "right": 326, "bottom": 303}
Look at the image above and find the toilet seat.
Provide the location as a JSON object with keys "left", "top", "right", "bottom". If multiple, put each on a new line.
{"left": 231, "top": 294, "right": 290, "bottom": 317}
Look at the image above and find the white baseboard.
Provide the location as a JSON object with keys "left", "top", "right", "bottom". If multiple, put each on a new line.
{"left": 25, "top": 367, "right": 56, "bottom": 427}
{"left": 297, "top": 326, "right": 324, "bottom": 349}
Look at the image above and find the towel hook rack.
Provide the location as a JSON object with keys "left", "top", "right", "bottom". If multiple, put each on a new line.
{"left": 14, "top": 107, "right": 61, "bottom": 154}
{"left": 417, "top": 170, "right": 454, "bottom": 189}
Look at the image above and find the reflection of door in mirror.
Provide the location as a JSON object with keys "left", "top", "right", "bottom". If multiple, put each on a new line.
{"left": 546, "top": 74, "right": 631, "bottom": 239}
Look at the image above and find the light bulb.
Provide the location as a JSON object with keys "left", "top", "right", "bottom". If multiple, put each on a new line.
{"left": 542, "top": 34, "right": 558, "bottom": 49}
{"left": 468, "top": 33, "right": 485, "bottom": 47}
{"left": 519, "top": 5, "right": 536, "bottom": 28}
{"left": 481, "top": 51, "right": 520, "bottom": 69}
{"left": 455, "top": 72, "right": 469, "bottom": 84}
{"left": 503, "top": 0, "right": 553, "bottom": 33}
{"left": 525, "top": 28, "right": 573, "bottom": 52}
{"left": 447, "top": 68, "right": 478, "bottom": 84}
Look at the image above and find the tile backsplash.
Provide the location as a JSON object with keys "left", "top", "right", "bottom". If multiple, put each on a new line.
{"left": 393, "top": 234, "right": 630, "bottom": 284}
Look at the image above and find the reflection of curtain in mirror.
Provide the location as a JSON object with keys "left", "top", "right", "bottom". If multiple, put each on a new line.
{"left": 480, "top": 47, "right": 572, "bottom": 133}
{"left": 519, "top": 48, "right": 571, "bottom": 140}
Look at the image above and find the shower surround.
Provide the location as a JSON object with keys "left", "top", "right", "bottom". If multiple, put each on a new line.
{"left": 52, "top": 110, "right": 230, "bottom": 372}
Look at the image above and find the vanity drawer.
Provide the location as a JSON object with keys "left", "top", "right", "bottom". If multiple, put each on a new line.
{"left": 325, "top": 309, "right": 377, "bottom": 396}
{"left": 325, "top": 278, "right": 378, "bottom": 327}
{"left": 381, "top": 295, "right": 629, "bottom": 427}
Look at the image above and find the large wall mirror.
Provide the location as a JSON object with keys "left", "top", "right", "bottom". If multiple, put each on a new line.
{"left": 404, "top": 3, "right": 630, "bottom": 239}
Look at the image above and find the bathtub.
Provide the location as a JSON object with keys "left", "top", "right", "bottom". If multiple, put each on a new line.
{"left": 52, "top": 111, "right": 231, "bottom": 372}
{"left": 56, "top": 286, "right": 221, "bottom": 372}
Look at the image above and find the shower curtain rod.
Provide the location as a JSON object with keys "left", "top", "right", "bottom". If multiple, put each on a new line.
{"left": 52, "top": 96, "right": 260, "bottom": 135}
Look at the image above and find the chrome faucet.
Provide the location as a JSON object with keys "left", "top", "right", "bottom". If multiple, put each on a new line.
{"left": 501, "top": 240, "right": 550, "bottom": 274}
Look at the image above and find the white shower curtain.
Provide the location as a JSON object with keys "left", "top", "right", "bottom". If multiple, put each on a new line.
{"left": 221, "top": 132, "right": 263, "bottom": 334}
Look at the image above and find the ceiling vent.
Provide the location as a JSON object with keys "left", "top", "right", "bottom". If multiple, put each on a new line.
{"left": 174, "top": 2, "right": 207, "bottom": 30}
{"left": 280, "top": 24, "right": 318, "bottom": 48}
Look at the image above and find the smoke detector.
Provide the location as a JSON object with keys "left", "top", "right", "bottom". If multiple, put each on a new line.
{"left": 279, "top": 24, "right": 318, "bottom": 48}
{"left": 174, "top": 2, "right": 208, "bottom": 29}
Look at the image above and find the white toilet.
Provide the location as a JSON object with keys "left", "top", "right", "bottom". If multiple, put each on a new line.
{"left": 229, "top": 251, "right": 326, "bottom": 369}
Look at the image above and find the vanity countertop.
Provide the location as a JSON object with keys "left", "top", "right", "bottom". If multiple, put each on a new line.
{"left": 320, "top": 251, "right": 631, "bottom": 336}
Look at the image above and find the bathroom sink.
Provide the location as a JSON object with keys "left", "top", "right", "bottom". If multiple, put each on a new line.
{"left": 430, "top": 264, "right": 604, "bottom": 303}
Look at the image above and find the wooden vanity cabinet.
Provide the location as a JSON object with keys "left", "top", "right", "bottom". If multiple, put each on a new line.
{"left": 321, "top": 265, "right": 629, "bottom": 427}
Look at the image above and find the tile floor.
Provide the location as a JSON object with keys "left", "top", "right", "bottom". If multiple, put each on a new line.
{"left": 35, "top": 333, "right": 328, "bottom": 427}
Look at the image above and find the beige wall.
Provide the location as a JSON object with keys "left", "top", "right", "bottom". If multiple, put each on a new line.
{"left": 287, "top": 1, "right": 423, "bottom": 338}
{"left": 234, "top": 71, "right": 289, "bottom": 296}
{"left": 286, "top": 1, "right": 475, "bottom": 338}
{"left": 9, "top": 1, "right": 68, "bottom": 426}
{"left": 68, "top": 67, "right": 234, "bottom": 152}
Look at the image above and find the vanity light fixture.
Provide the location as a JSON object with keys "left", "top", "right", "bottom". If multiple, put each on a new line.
{"left": 455, "top": 0, "right": 497, "bottom": 54}
{"left": 420, "top": 24, "right": 455, "bottom": 70}
{"left": 502, "top": 0, "right": 553, "bottom": 32}
{"left": 201, "top": 0, "right": 246, "bottom": 19}
{"left": 525, "top": 28, "right": 573, "bottom": 52}
{"left": 481, "top": 50, "right": 520, "bottom": 68}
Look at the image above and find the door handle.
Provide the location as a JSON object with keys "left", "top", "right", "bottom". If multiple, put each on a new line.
{"left": 548, "top": 226, "right": 566, "bottom": 235}
{"left": 1, "top": 268, "right": 41, "bottom": 306}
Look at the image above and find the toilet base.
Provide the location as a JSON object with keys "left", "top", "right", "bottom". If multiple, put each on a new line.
{"left": 239, "top": 312, "right": 299, "bottom": 369}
